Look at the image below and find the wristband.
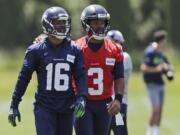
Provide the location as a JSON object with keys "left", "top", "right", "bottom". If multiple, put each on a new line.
{"left": 115, "top": 94, "right": 123, "bottom": 103}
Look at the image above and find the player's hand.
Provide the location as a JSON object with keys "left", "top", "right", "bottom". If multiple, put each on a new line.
{"left": 162, "top": 62, "right": 171, "bottom": 71}
{"left": 156, "top": 64, "right": 164, "bottom": 72}
{"left": 8, "top": 108, "right": 21, "bottom": 127}
{"left": 33, "top": 34, "right": 46, "bottom": 44}
{"left": 107, "top": 100, "right": 120, "bottom": 115}
{"left": 71, "top": 97, "right": 86, "bottom": 118}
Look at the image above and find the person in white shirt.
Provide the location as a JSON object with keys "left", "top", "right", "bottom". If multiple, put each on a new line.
{"left": 107, "top": 30, "right": 133, "bottom": 135}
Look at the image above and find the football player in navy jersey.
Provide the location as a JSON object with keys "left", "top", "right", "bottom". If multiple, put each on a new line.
{"left": 141, "top": 30, "right": 174, "bottom": 135}
{"left": 8, "top": 6, "right": 87, "bottom": 135}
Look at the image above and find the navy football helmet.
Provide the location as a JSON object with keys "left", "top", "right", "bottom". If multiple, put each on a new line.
{"left": 81, "top": 4, "right": 110, "bottom": 40}
{"left": 107, "top": 30, "right": 125, "bottom": 44}
{"left": 41, "top": 6, "right": 71, "bottom": 39}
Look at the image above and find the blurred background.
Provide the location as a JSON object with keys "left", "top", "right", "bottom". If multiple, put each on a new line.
{"left": 0, "top": 0, "right": 179, "bottom": 135}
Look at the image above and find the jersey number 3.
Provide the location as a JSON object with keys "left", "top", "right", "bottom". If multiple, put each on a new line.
{"left": 46, "top": 63, "right": 70, "bottom": 91}
{"left": 88, "top": 67, "right": 103, "bottom": 95}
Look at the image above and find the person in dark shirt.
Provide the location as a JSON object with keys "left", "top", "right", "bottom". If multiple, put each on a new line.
{"left": 8, "top": 6, "right": 88, "bottom": 135}
{"left": 141, "top": 30, "right": 174, "bottom": 135}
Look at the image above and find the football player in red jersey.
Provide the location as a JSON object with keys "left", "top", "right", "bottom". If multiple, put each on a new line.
{"left": 74, "top": 4, "right": 124, "bottom": 135}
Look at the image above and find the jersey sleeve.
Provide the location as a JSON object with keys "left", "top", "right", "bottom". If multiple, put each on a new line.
{"left": 113, "top": 43, "right": 124, "bottom": 80}
{"left": 11, "top": 45, "right": 38, "bottom": 108}
{"left": 143, "top": 51, "right": 152, "bottom": 65}
{"left": 72, "top": 46, "right": 88, "bottom": 98}
{"left": 113, "top": 61, "right": 124, "bottom": 80}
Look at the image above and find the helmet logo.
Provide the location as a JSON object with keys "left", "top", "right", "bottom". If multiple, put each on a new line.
{"left": 97, "top": 14, "right": 106, "bottom": 18}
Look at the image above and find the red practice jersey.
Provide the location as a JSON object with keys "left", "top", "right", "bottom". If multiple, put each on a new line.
{"left": 75, "top": 36, "right": 123, "bottom": 100}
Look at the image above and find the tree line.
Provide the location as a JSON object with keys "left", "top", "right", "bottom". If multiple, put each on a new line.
{"left": 0, "top": 0, "right": 179, "bottom": 50}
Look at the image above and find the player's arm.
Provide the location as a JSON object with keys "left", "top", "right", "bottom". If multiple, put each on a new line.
{"left": 107, "top": 46, "right": 124, "bottom": 115}
{"left": 107, "top": 61, "right": 124, "bottom": 115}
{"left": 161, "top": 54, "right": 174, "bottom": 81}
{"left": 114, "top": 61, "right": 124, "bottom": 95}
{"left": 73, "top": 48, "right": 88, "bottom": 98}
{"left": 8, "top": 45, "right": 38, "bottom": 127}
{"left": 72, "top": 47, "right": 88, "bottom": 118}
{"left": 140, "top": 63, "right": 163, "bottom": 73}
{"left": 161, "top": 54, "right": 174, "bottom": 70}
{"left": 141, "top": 58, "right": 174, "bottom": 81}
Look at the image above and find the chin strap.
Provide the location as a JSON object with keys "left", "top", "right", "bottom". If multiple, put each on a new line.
{"left": 92, "top": 34, "right": 105, "bottom": 40}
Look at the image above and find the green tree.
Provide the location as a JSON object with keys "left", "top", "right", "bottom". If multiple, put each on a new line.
{"left": 106, "top": 0, "right": 134, "bottom": 51}
{"left": 0, "top": 0, "right": 66, "bottom": 48}
{"left": 0, "top": 0, "right": 26, "bottom": 48}
{"left": 169, "top": 0, "right": 180, "bottom": 47}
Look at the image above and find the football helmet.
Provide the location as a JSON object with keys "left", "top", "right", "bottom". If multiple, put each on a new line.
{"left": 81, "top": 4, "right": 110, "bottom": 40}
{"left": 41, "top": 6, "right": 71, "bottom": 39}
{"left": 107, "top": 30, "right": 125, "bottom": 44}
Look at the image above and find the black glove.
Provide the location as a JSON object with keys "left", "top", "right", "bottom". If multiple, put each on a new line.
{"left": 8, "top": 108, "right": 21, "bottom": 127}
{"left": 71, "top": 97, "right": 86, "bottom": 118}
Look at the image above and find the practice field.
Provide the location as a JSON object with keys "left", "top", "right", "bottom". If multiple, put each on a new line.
{"left": 0, "top": 51, "right": 180, "bottom": 135}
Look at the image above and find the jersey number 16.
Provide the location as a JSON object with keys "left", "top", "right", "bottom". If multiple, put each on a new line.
{"left": 46, "top": 63, "right": 70, "bottom": 91}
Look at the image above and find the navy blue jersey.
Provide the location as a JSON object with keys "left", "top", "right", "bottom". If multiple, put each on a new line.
{"left": 11, "top": 38, "right": 87, "bottom": 110}
{"left": 143, "top": 44, "right": 167, "bottom": 84}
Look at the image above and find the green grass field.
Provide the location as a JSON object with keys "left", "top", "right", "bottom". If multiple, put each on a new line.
{"left": 0, "top": 50, "right": 180, "bottom": 135}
